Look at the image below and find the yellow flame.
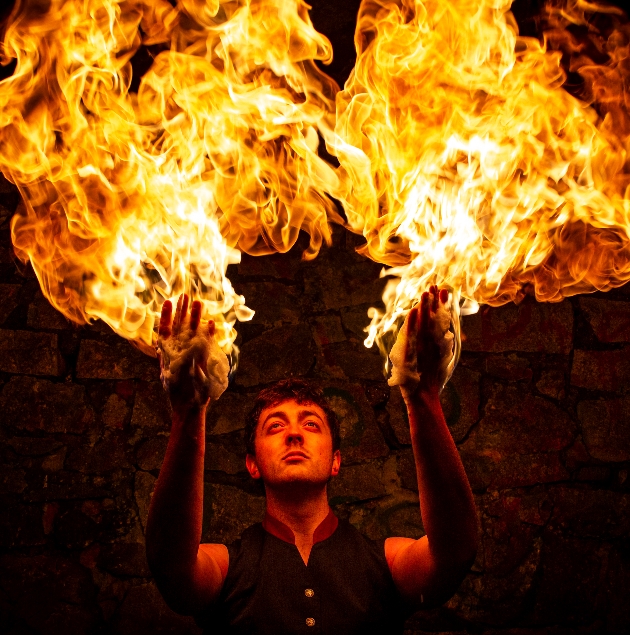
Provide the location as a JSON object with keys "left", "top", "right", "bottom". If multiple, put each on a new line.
{"left": 331, "top": 0, "right": 630, "bottom": 361}
{"left": 0, "top": 0, "right": 341, "bottom": 355}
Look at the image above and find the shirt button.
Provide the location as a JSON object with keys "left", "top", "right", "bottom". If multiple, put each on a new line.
{"left": 305, "top": 588, "right": 315, "bottom": 598}
{"left": 306, "top": 618, "right": 316, "bottom": 627}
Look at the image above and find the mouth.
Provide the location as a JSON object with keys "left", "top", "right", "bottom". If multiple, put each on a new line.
{"left": 282, "top": 451, "right": 309, "bottom": 461}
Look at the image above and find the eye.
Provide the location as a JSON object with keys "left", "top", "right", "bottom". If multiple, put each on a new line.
{"left": 305, "top": 421, "right": 319, "bottom": 428}
{"left": 268, "top": 422, "right": 283, "bottom": 430}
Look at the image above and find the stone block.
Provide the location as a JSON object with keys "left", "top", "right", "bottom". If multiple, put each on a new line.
{"left": 134, "top": 471, "right": 156, "bottom": 532}
{"left": 532, "top": 534, "right": 607, "bottom": 625}
{"left": 27, "top": 290, "right": 70, "bottom": 330}
{"left": 235, "top": 324, "right": 315, "bottom": 387}
{"left": 131, "top": 381, "right": 171, "bottom": 431}
{"left": 238, "top": 250, "right": 300, "bottom": 280}
{"left": 53, "top": 502, "right": 106, "bottom": 550}
{"left": 5, "top": 436, "right": 64, "bottom": 456}
{"left": 548, "top": 487, "right": 630, "bottom": 539}
{"left": 577, "top": 396, "right": 630, "bottom": 461}
{"left": 303, "top": 250, "right": 385, "bottom": 311}
{"left": 579, "top": 296, "right": 630, "bottom": 343}
{"left": 317, "top": 340, "right": 384, "bottom": 381}
{"left": 0, "top": 283, "right": 21, "bottom": 325}
{"left": 0, "top": 554, "right": 99, "bottom": 635}
{"left": 0, "top": 502, "right": 45, "bottom": 547}
{"left": 204, "top": 483, "right": 265, "bottom": 544}
{"left": 102, "top": 393, "right": 130, "bottom": 429}
{"left": 340, "top": 305, "right": 372, "bottom": 340}
{"left": 484, "top": 354, "right": 532, "bottom": 382}
{"left": 329, "top": 461, "right": 386, "bottom": 504}
{"left": 76, "top": 339, "right": 157, "bottom": 380}
{"left": 311, "top": 314, "right": 346, "bottom": 346}
{"left": 462, "top": 299, "right": 573, "bottom": 354}
{"left": 135, "top": 437, "right": 169, "bottom": 472}
{"left": 449, "top": 536, "right": 542, "bottom": 625}
{"left": 207, "top": 390, "right": 254, "bottom": 435}
{"left": 233, "top": 281, "right": 300, "bottom": 326}
{"left": 571, "top": 349, "right": 630, "bottom": 392}
{"left": 460, "top": 385, "right": 574, "bottom": 490}
{"left": 114, "top": 581, "right": 201, "bottom": 635}
{"left": 205, "top": 441, "right": 246, "bottom": 475}
{"left": 324, "top": 383, "right": 389, "bottom": 462}
{"left": 0, "top": 375, "right": 93, "bottom": 433}
{"left": 0, "top": 329, "right": 62, "bottom": 375}
{"left": 65, "top": 433, "right": 132, "bottom": 473}
{"left": 97, "top": 541, "right": 151, "bottom": 577}
{"left": 536, "top": 369, "right": 566, "bottom": 400}
{"left": 23, "top": 471, "right": 111, "bottom": 503}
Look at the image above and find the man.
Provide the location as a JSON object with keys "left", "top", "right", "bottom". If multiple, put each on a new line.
{"left": 146, "top": 288, "right": 478, "bottom": 634}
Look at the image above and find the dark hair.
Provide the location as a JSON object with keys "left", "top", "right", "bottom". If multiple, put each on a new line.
{"left": 244, "top": 379, "right": 341, "bottom": 456}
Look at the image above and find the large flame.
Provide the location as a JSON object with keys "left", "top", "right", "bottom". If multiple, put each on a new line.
{"left": 0, "top": 0, "right": 341, "bottom": 354}
{"left": 332, "top": 0, "right": 630, "bottom": 361}
{"left": 2, "top": 0, "right": 630, "bottom": 376}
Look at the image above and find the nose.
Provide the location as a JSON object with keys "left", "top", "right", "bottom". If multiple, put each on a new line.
{"left": 285, "top": 424, "right": 303, "bottom": 445}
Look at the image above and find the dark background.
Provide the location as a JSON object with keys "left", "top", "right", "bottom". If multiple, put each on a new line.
{"left": 2, "top": 1, "right": 630, "bottom": 634}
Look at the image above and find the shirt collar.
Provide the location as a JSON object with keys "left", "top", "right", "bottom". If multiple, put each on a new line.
{"left": 262, "top": 507, "right": 338, "bottom": 545}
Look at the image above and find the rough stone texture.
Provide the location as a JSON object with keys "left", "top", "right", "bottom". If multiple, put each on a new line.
{"left": 1, "top": 375, "right": 94, "bottom": 433}
{"left": 1, "top": 15, "right": 630, "bottom": 632}
{"left": 571, "top": 348, "right": 630, "bottom": 393}
{"left": 0, "top": 283, "right": 21, "bottom": 324}
{"left": 462, "top": 299, "right": 573, "bottom": 354}
{"left": 76, "top": 339, "right": 157, "bottom": 380}
{"left": 577, "top": 397, "right": 630, "bottom": 461}
{"left": 235, "top": 323, "right": 316, "bottom": 387}
{"left": 0, "top": 329, "right": 62, "bottom": 375}
{"left": 579, "top": 296, "right": 630, "bottom": 343}
{"left": 460, "top": 386, "right": 575, "bottom": 490}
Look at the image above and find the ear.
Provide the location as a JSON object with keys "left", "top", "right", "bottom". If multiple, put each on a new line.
{"left": 246, "top": 453, "right": 261, "bottom": 480}
{"left": 330, "top": 449, "right": 341, "bottom": 477}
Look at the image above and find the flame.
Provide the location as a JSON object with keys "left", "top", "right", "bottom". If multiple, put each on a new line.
{"left": 0, "top": 0, "right": 341, "bottom": 355}
{"left": 331, "top": 0, "right": 630, "bottom": 363}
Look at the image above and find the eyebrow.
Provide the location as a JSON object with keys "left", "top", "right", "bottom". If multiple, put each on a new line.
{"left": 261, "top": 409, "right": 326, "bottom": 429}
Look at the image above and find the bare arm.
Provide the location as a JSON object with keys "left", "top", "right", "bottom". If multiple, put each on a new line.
{"left": 385, "top": 288, "right": 478, "bottom": 609}
{"left": 145, "top": 295, "right": 228, "bottom": 615}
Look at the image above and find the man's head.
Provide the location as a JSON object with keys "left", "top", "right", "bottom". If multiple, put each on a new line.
{"left": 244, "top": 379, "right": 341, "bottom": 487}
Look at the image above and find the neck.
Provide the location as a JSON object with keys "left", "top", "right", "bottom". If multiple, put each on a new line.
{"left": 264, "top": 483, "right": 330, "bottom": 539}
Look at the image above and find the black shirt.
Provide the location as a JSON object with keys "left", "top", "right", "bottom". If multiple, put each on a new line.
{"left": 196, "top": 514, "right": 410, "bottom": 634}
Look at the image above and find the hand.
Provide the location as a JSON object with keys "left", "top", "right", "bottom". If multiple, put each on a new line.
{"left": 157, "top": 294, "right": 229, "bottom": 413}
{"left": 388, "top": 285, "right": 455, "bottom": 397}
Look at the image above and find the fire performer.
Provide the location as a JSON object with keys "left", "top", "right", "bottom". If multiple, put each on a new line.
{"left": 146, "top": 287, "right": 478, "bottom": 634}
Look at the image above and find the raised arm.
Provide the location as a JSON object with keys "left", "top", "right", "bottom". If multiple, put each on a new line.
{"left": 145, "top": 295, "right": 229, "bottom": 615}
{"left": 385, "top": 287, "right": 478, "bottom": 609}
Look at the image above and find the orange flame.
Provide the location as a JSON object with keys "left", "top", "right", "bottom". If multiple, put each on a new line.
{"left": 0, "top": 0, "right": 341, "bottom": 356}
{"left": 331, "top": 0, "right": 630, "bottom": 362}
{"left": 2, "top": 0, "right": 630, "bottom": 376}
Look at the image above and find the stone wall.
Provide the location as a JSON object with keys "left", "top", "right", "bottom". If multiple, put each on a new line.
{"left": 1, "top": 166, "right": 630, "bottom": 634}
{"left": 2, "top": 1, "right": 630, "bottom": 633}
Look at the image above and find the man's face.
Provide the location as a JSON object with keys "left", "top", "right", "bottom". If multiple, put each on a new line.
{"left": 245, "top": 399, "right": 341, "bottom": 487}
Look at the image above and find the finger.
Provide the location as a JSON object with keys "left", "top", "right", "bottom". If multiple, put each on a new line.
{"left": 207, "top": 319, "right": 215, "bottom": 337}
{"left": 159, "top": 300, "right": 173, "bottom": 339}
{"left": 439, "top": 288, "right": 448, "bottom": 305}
{"left": 180, "top": 293, "right": 189, "bottom": 326}
{"left": 419, "top": 291, "right": 431, "bottom": 338}
{"left": 173, "top": 294, "right": 184, "bottom": 334}
{"left": 430, "top": 285, "right": 438, "bottom": 312}
{"left": 190, "top": 300, "right": 202, "bottom": 331}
